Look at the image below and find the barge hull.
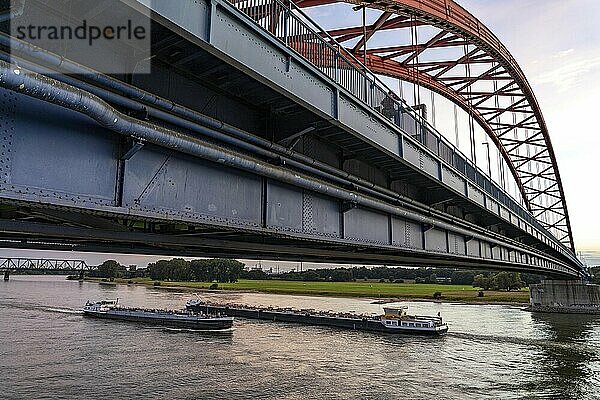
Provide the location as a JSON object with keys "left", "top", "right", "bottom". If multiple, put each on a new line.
{"left": 196, "top": 305, "right": 445, "bottom": 335}
{"left": 83, "top": 311, "right": 233, "bottom": 330}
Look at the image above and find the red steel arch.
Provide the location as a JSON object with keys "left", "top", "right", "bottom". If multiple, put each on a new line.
{"left": 294, "top": 0, "right": 575, "bottom": 251}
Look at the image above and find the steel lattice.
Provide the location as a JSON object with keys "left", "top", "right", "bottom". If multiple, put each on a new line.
{"left": 284, "top": 0, "right": 574, "bottom": 251}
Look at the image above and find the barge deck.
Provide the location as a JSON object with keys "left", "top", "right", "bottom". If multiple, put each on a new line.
{"left": 83, "top": 300, "right": 234, "bottom": 330}
{"left": 188, "top": 303, "right": 448, "bottom": 335}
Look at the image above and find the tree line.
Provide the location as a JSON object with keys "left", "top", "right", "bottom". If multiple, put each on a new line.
{"left": 244, "top": 266, "right": 479, "bottom": 284}
{"left": 91, "top": 258, "right": 547, "bottom": 291}
{"left": 148, "top": 258, "right": 244, "bottom": 283}
{"left": 592, "top": 266, "right": 600, "bottom": 285}
{"left": 243, "top": 265, "right": 540, "bottom": 290}
{"left": 472, "top": 271, "right": 525, "bottom": 291}
{"left": 91, "top": 258, "right": 245, "bottom": 283}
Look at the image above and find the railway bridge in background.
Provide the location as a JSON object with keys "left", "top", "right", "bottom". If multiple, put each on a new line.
{"left": 0, "top": 0, "right": 588, "bottom": 279}
{"left": 0, "top": 258, "right": 91, "bottom": 280}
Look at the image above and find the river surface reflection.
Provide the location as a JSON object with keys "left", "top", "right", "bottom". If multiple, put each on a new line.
{"left": 1, "top": 276, "right": 599, "bottom": 399}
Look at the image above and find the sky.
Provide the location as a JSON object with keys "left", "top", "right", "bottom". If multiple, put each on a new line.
{"left": 456, "top": 0, "right": 600, "bottom": 264}
{"left": 455, "top": 0, "right": 600, "bottom": 252}
{"left": 1, "top": 0, "right": 598, "bottom": 267}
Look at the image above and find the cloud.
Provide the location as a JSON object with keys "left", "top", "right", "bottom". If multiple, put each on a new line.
{"left": 532, "top": 56, "right": 600, "bottom": 91}
{"left": 553, "top": 48, "right": 575, "bottom": 58}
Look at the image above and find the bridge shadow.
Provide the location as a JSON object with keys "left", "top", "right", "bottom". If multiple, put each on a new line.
{"left": 524, "top": 312, "right": 600, "bottom": 398}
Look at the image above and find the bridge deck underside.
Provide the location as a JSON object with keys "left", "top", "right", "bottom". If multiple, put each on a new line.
{"left": 0, "top": 0, "right": 582, "bottom": 277}
{"left": 0, "top": 220, "right": 571, "bottom": 277}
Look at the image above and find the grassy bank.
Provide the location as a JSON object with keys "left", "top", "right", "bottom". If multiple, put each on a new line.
{"left": 85, "top": 277, "right": 530, "bottom": 303}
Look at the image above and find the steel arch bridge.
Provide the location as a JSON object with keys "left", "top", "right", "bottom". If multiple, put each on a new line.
{"left": 0, "top": 0, "right": 586, "bottom": 279}
{"left": 293, "top": 0, "right": 574, "bottom": 251}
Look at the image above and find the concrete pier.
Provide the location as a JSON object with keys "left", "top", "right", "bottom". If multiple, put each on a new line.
{"left": 529, "top": 280, "right": 600, "bottom": 314}
{"left": 3, "top": 270, "right": 9, "bottom": 281}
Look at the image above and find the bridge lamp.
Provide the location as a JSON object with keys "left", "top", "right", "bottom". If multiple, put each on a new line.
{"left": 352, "top": 4, "right": 368, "bottom": 67}
{"left": 482, "top": 142, "right": 492, "bottom": 178}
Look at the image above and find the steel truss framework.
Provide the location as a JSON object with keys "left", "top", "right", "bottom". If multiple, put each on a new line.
{"left": 286, "top": 0, "right": 574, "bottom": 251}
{"left": 0, "top": 258, "right": 90, "bottom": 271}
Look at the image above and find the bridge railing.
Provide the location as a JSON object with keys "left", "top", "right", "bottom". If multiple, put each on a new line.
{"left": 228, "top": 0, "right": 571, "bottom": 256}
{"left": 236, "top": 0, "right": 393, "bottom": 112}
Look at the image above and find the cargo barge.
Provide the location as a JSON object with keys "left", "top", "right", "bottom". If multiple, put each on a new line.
{"left": 83, "top": 300, "right": 234, "bottom": 330}
{"left": 186, "top": 299, "right": 447, "bottom": 335}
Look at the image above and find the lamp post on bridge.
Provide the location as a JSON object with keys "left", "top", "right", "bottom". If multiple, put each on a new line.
{"left": 482, "top": 142, "right": 491, "bottom": 177}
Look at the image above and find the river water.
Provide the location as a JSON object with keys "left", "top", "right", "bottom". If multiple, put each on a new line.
{"left": 1, "top": 275, "right": 599, "bottom": 399}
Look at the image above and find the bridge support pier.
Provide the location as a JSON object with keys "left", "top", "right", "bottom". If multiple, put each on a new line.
{"left": 78, "top": 270, "right": 85, "bottom": 281}
{"left": 3, "top": 270, "right": 9, "bottom": 281}
{"left": 529, "top": 280, "right": 600, "bottom": 314}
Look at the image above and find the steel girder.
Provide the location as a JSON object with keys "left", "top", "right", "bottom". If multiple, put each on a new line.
{"left": 292, "top": 0, "right": 575, "bottom": 252}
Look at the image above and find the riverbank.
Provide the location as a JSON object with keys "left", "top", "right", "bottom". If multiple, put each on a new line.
{"left": 83, "top": 277, "right": 530, "bottom": 304}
